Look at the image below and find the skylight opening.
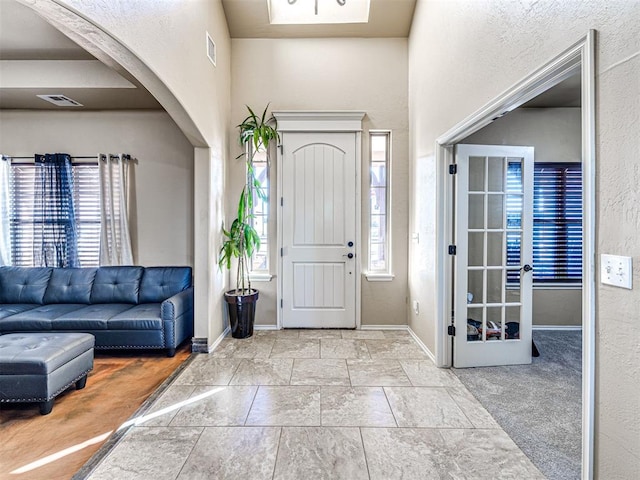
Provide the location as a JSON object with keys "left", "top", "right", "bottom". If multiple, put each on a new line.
{"left": 267, "top": 0, "right": 371, "bottom": 25}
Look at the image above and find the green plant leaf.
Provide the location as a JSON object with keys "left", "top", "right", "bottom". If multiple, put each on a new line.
{"left": 253, "top": 179, "right": 267, "bottom": 202}
{"left": 237, "top": 189, "right": 246, "bottom": 222}
{"left": 220, "top": 104, "right": 278, "bottom": 289}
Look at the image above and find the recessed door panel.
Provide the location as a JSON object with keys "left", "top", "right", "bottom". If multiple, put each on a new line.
{"left": 293, "top": 263, "right": 345, "bottom": 309}
{"left": 293, "top": 144, "right": 345, "bottom": 246}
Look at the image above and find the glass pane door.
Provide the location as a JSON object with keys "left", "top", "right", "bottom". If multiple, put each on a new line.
{"left": 467, "top": 156, "right": 523, "bottom": 343}
{"left": 454, "top": 145, "right": 534, "bottom": 368}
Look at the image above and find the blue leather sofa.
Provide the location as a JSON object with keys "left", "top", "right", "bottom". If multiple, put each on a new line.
{"left": 0, "top": 266, "right": 193, "bottom": 357}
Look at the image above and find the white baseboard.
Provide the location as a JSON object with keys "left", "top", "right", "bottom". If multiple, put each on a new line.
{"left": 360, "top": 324, "right": 409, "bottom": 331}
{"left": 252, "top": 325, "right": 410, "bottom": 331}
{"left": 207, "top": 326, "right": 230, "bottom": 352}
{"left": 360, "top": 325, "right": 437, "bottom": 364}
{"left": 407, "top": 327, "right": 437, "bottom": 364}
{"left": 254, "top": 324, "right": 279, "bottom": 330}
{"left": 533, "top": 325, "right": 582, "bottom": 331}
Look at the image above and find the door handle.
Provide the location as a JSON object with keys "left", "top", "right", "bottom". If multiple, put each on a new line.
{"left": 522, "top": 264, "right": 533, "bottom": 272}
{"left": 343, "top": 253, "right": 354, "bottom": 259}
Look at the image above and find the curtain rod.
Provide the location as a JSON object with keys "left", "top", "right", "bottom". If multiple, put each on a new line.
{"left": 2, "top": 154, "right": 133, "bottom": 165}
{"left": 6, "top": 155, "right": 98, "bottom": 160}
{"left": 4, "top": 154, "right": 131, "bottom": 160}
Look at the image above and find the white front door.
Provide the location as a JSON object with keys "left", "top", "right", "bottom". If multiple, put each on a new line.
{"left": 453, "top": 144, "right": 534, "bottom": 367}
{"left": 281, "top": 132, "right": 357, "bottom": 328}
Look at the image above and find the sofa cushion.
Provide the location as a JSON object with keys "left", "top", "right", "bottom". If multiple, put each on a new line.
{"left": 51, "top": 304, "right": 134, "bottom": 330}
{"left": 139, "top": 267, "right": 192, "bottom": 303}
{"left": 0, "top": 267, "right": 52, "bottom": 304}
{"left": 44, "top": 268, "right": 97, "bottom": 304}
{"left": 90, "top": 267, "right": 143, "bottom": 304}
{"left": 107, "top": 304, "right": 162, "bottom": 331}
{"left": 0, "top": 304, "right": 86, "bottom": 332}
{"left": 0, "top": 304, "right": 39, "bottom": 320}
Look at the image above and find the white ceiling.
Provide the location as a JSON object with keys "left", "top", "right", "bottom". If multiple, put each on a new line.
{"left": 0, "top": 0, "right": 579, "bottom": 111}
{"left": 521, "top": 74, "right": 581, "bottom": 108}
{"left": 0, "top": 0, "right": 92, "bottom": 60}
{"left": 0, "top": 0, "right": 162, "bottom": 110}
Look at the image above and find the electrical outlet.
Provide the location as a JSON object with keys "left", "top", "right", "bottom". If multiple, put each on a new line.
{"left": 411, "top": 232, "right": 419, "bottom": 243}
{"left": 412, "top": 300, "right": 419, "bottom": 315}
{"left": 600, "top": 254, "right": 633, "bottom": 289}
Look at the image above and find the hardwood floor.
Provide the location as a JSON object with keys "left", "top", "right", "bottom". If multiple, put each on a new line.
{"left": 0, "top": 344, "right": 191, "bottom": 480}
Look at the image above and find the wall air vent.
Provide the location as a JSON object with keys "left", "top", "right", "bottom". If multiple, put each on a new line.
{"left": 206, "top": 32, "right": 216, "bottom": 67}
{"left": 37, "top": 94, "right": 83, "bottom": 107}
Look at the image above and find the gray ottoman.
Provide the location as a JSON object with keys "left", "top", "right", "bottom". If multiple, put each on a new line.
{"left": 0, "top": 333, "right": 94, "bottom": 415}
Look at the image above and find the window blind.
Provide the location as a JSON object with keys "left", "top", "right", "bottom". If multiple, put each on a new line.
{"left": 9, "top": 163, "right": 100, "bottom": 267}
{"left": 506, "top": 162, "right": 582, "bottom": 284}
{"left": 533, "top": 163, "right": 582, "bottom": 283}
{"left": 73, "top": 164, "right": 101, "bottom": 267}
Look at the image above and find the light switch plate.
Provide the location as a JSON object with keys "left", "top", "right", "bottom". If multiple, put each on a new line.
{"left": 600, "top": 254, "right": 633, "bottom": 289}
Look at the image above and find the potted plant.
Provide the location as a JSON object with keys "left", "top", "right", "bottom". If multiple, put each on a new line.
{"left": 219, "top": 104, "right": 279, "bottom": 339}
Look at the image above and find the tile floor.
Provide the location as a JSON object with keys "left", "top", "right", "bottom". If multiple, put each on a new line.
{"left": 87, "top": 330, "right": 544, "bottom": 479}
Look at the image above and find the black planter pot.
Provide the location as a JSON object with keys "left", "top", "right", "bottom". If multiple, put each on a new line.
{"left": 224, "top": 289, "right": 259, "bottom": 339}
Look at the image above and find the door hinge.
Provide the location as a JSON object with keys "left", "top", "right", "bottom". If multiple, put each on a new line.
{"left": 448, "top": 245, "right": 457, "bottom": 255}
{"left": 280, "top": 299, "right": 283, "bottom": 308}
{"left": 449, "top": 164, "right": 457, "bottom": 175}
{"left": 280, "top": 247, "right": 283, "bottom": 257}
{"left": 280, "top": 197, "right": 283, "bottom": 207}
{"left": 447, "top": 325, "right": 456, "bottom": 336}
{"left": 278, "top": 144, "right": 283, "bottom": 154}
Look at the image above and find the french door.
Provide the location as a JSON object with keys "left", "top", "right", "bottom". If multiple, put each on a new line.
{"left": 453, "top": 144, "right": 534, "bottom": 367}
{"left": 280, "top": 131, "right": 358, "bottom": 328}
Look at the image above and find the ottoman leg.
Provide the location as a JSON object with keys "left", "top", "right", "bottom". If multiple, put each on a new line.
{"left": 167, "top": 348, "right": 176, "bottom": 358}
{"left": 76, "top": 375, "right": 88, "bottom": 390}
{"left": 39, "top": 399, "right": 54, "bottom": 415}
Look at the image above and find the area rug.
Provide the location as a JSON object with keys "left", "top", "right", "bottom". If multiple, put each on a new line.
{"left": 452, "top": 330, "right": 582, "bottom": 480}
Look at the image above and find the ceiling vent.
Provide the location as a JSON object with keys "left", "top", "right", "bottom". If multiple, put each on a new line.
{"left": 37, "top": 94, "right": 83, "bottom": 107}
{"left": 206, "top": 32, "right": 216, "bottom": 67}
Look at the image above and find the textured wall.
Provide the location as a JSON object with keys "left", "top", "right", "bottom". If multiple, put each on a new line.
{"left": 231, "top": 38, "right": 410, "bottom": 327}
{"left": 409, "top": 0, "right": 640, "bottom": 476}
{"left": 45, "top": 0, "right": 233, "bottom": 342}
{"left": 0, "top": 110, "right": 194, "bottom": 267}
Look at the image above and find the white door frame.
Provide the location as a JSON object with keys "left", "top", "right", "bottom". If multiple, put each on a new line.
{"left": 273, "top": 111, "right": 365, "bottom": 330}
{"left": 433, "top": 32, "right": 596, "bottom": 479}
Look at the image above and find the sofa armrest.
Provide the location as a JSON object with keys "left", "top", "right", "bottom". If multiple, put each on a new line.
{"left": 160, "top": 287, "right": 194, "bottom": 352}
{"left": 161, "top": 287, "right": 194, "bottom": 320}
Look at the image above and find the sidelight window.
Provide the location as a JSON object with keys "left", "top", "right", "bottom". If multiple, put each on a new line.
{"left": 249, "top": 146, "right": 269, "bottom": 273}
{"left": 368, "top": 131, "right": 391, "bottom": 274}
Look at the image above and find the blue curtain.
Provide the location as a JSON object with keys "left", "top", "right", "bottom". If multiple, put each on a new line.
{"left": 33, "top": 153, "right": 79, "bottom": 267}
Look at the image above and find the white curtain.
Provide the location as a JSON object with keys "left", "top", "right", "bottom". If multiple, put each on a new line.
{"left": 0, "top": 156, "right": 11, "bottom": 266}
{"left": 99, "top": 154, "right": 133, "bottom": 265}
